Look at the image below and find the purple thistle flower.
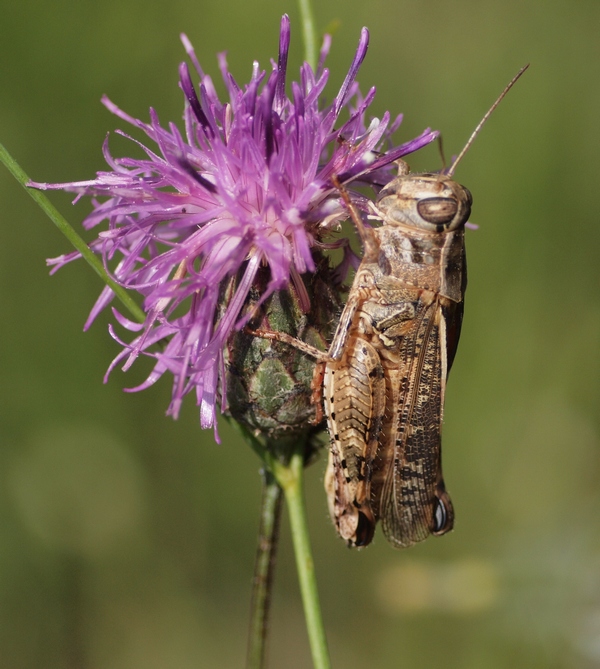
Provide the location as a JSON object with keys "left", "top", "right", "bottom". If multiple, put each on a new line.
{"left": 31, "top": 15, "right": 437, "bottom": 440}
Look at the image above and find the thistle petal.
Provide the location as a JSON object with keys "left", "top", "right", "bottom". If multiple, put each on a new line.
{"left": 31, "top": 17, "right": 438, "bottom": 436}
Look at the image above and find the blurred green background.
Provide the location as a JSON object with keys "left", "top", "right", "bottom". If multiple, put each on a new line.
{"left": 1, "top": 0, "right": 599, "bottom": 667}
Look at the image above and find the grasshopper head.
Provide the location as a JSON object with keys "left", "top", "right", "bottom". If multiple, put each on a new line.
{"left": 376, "top": 174, "right": 472, "bottom": 233}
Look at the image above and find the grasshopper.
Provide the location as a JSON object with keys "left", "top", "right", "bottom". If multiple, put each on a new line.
{"left": 253, "top": 66, "right": 528, "bottom": 547}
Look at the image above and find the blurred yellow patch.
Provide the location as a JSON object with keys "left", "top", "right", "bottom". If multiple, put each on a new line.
{"left": 376, "top": 558, "right": 499, "bottom": 614}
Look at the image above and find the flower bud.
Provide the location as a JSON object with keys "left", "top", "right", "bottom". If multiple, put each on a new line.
{"left": 224, "top": 252, "right": 343, "bottom": 451}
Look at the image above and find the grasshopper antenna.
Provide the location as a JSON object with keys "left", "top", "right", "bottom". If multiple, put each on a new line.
{"left": 447, "top": 64, "right": 529, "bottom": 177}
{"left": 437, "top": 135, "right": 447, "bottom": 172}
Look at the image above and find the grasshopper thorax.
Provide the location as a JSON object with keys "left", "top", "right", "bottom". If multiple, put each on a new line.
{"left": 376, "top": 174, "right": 472, "bottom": 233}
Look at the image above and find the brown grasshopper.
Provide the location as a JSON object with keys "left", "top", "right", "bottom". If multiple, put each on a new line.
{"left": 253, "top": 66, "right": 528, "bottom": 547}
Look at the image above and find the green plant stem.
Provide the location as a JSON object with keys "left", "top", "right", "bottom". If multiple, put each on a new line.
{"left": 297, "top": 0, "right": 318, "bottom": 70}
{"left": 272, "top": 449, "right": 331, "bottom": 669}
{"left": 0, "top": 142, "right": 146, "bottom": 324}
{"left": 229, "top": 422, "right": 331, "bottom": 669}
{"left": 246, "top": 470, "right": 283, "bottom": 669}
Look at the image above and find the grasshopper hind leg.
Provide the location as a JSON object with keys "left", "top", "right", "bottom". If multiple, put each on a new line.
{"left": 353, "top": 509, "right": 376, "bottom": 547}
{"left": 324, "top": 443, "right": 376, "bottom": 547}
